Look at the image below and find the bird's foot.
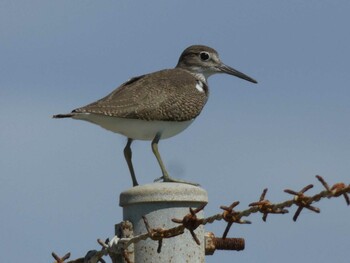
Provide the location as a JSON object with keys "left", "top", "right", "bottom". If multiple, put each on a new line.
{"left": 154, "top": 175, "right": 200, "bottom": 186}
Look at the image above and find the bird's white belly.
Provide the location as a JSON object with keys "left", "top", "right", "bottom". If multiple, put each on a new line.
{"left": 72, "top": 113, "right": 194, "bottom": 140}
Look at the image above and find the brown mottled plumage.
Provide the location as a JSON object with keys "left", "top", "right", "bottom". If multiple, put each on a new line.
{"left": 72, "top": 69, "right": 208, "bottom": 121}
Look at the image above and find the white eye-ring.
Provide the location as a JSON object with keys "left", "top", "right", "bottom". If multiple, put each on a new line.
{"left": 199, "top": 52, "right": 210, "bottom": 61}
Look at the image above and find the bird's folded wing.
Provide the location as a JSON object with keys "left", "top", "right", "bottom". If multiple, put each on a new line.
{"left": 73, "top": 69, "right": 208, "bottom": 122}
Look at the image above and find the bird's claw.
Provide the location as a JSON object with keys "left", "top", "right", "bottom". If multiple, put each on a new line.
{"left": 154, "top": 175, "right": 200, "bottom": 186}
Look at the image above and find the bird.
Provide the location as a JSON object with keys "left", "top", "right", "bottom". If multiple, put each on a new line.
{"left": 53, "top": 45, "right": 257, "bottom": 187}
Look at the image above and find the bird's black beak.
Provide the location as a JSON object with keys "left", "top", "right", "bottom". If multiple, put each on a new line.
{"left": 217, "top": 63, "right": 257, "bottom": 84}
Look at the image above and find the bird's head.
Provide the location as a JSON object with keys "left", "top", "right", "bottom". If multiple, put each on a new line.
{"left": 176, "top": 45, "right": 257, "bottom": 84}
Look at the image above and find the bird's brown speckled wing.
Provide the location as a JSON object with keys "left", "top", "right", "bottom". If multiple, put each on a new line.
{"left": 73, "top": 69, "right": 209, "bottom": 121}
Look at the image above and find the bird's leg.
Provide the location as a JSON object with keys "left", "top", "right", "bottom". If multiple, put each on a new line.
{"left": 152, "top": 133, "right": 199, "bottom": 186}
{"left": 124, "top": 138, "right": 139, "bottom": 187}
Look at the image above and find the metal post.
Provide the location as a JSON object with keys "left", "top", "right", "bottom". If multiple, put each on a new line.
{"left": 119, "top": 183, "right": 208, "bottom": 262}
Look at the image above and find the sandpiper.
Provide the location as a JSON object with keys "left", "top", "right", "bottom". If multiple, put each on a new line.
{"left": 53, "top": 45, "right": 257, "bottom": 186}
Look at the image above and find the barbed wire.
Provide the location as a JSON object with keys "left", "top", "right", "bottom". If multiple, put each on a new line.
{"left": 52, "top": 175, "right": 349, "bottom": 263}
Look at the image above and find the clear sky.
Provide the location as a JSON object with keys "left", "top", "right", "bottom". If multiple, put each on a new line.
{"left": 1, "top": 1, "right": 349, "bottom": 262}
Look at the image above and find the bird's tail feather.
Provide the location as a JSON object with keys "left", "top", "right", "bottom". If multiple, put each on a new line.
{"left": 52, "top": 113, "right": 74, "bottom": 118}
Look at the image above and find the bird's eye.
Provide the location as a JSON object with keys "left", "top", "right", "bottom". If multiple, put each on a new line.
{"left": 199, "top": 52, "right": 210, "bottom": 61}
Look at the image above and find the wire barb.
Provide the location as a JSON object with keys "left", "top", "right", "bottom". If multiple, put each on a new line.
{"left": 220, "top": 201, "right": 251, "bottom": 238}
{"left": 142, "top": 215, "right": 184, "bottom": 253}
{"left": 52, "top": 252, "right": 71, "bottom": 263}
{"left": 284, "top": 184, "right": 320, "bottom": 221}
{"left": 249, "top": 188, "right": 289, "bottom": 221}
{"left": 316, "top": 175, "right": 350, "bottom": 205}
{"left": 172, "top": 204, "right": 206, "bottom": 245}
{"left": 51, "top": 252, "right": 84, "bottom": 263}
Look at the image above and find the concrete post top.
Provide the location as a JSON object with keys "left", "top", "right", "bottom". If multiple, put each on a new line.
{"left": 119, "top": 183, "right": 208, "bottom": 207}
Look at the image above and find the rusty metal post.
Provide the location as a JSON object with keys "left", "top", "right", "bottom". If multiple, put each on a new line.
{"left": 119, "top": 183, "right": 208, "bottom": 262}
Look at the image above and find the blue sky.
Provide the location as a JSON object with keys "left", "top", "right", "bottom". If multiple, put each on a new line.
{"left": 1, "top": 1, "right": 349, "bottom": 262}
